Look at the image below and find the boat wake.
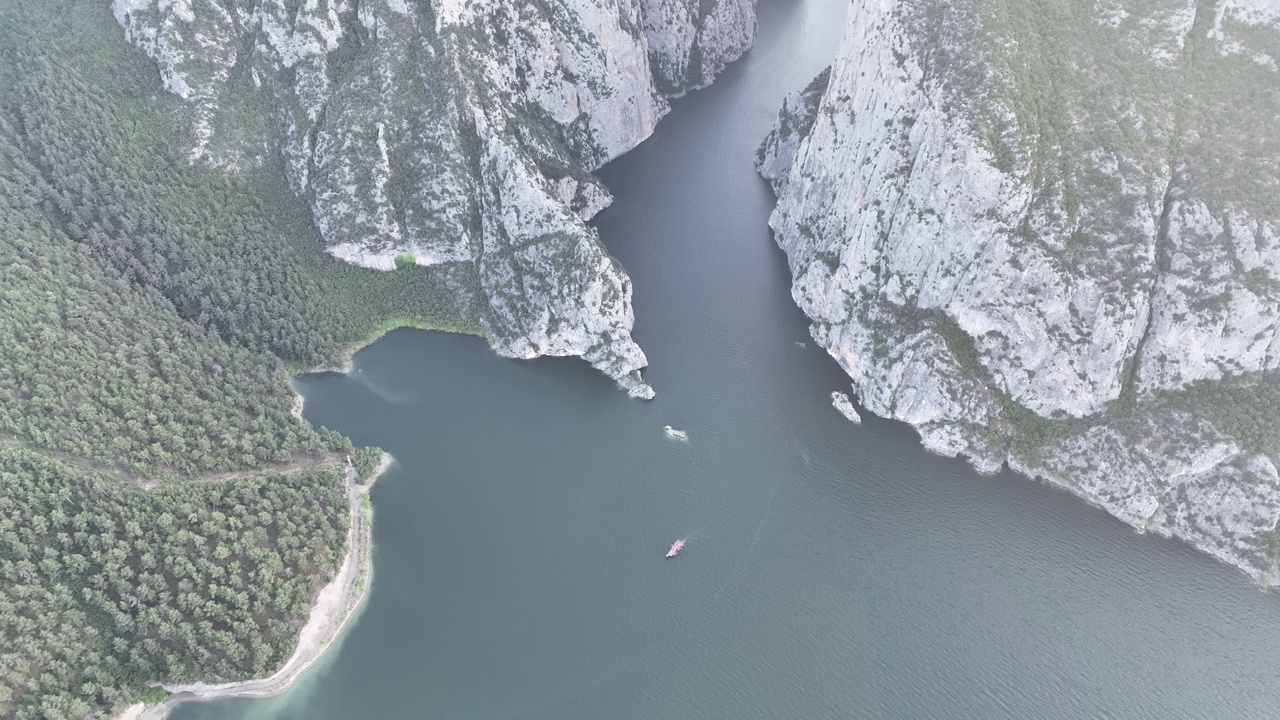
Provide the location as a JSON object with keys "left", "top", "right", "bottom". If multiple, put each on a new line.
{"left": 710, "top": 473, "right": 785, "bottom": 605}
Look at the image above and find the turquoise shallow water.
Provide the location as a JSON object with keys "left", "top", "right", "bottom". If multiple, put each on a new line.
{"left": 176, "top": 1, "right": 1280, "bottom": 718}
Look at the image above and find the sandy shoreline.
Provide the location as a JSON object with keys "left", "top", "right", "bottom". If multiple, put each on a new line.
{"left": 122, "top": 452, "right": 393, "bottom": 720}
{"left": 118, "top": 324, "right": 430, "bottom": 720}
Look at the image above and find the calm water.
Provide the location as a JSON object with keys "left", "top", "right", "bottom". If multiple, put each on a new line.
{"left": 178, "top": 1, "right": 1280, "bottom": 718}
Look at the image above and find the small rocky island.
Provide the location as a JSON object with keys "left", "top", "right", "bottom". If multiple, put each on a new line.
{"left": 831, "top": 392, "right": 862, "bottom": 425}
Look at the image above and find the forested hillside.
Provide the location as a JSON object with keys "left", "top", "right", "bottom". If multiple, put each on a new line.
{"left": 0, "top": 451, "right": 349, "bottom": 718}
{"left": 0, "top": 0, "right": 467, "bottom": 717}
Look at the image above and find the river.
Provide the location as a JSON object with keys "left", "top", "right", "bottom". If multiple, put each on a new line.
{"left": 175, "top": 1, "right": 1280, "bottom": 718}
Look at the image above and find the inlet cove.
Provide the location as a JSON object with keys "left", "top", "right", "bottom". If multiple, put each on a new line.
{"left": 2, "top": 1, "right": 1279, "bottom": 719}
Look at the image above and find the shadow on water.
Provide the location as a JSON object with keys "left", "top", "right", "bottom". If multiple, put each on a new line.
{"left": 176, "top": 1, "right": 1280, "bottom": 719}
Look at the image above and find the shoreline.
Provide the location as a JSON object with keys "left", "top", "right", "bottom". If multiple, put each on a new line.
{"left": 291, "top": 320, "right": 459, "bottom": 421}
{"left": 124, "top": 451, "right": 394, "bottom": 720}
{"left": 310, "top": 319, "right": 461, "bottom": 376}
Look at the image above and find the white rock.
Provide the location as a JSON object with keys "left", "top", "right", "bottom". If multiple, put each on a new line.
{"left": 114, "top": 0, "right": 758, "bottom": 399}
{"left": 830, "top": 391, "right": 862, "bottom": 424}
{"left": 761, "top": 0, "right": 1280, "bottom": 581}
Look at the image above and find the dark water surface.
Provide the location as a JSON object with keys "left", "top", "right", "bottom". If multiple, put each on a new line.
{"left": 177, "top": 1, "right": 1280, "bottom": 718}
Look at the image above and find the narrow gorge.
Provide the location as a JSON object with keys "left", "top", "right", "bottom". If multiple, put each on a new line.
{"left": 8, "top": 0, "right": 1280, "bottom": 717}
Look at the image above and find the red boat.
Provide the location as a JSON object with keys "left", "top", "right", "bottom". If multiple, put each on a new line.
{"left": 666, "top": 539, "right": 685, "bottom": 558}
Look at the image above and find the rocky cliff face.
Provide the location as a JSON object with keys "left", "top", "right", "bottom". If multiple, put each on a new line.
{"left": 113, "top": 0, "right": 757, "bottom": 398}
{"left": 761, "top": 0, "right": 1280, "bottom": 580}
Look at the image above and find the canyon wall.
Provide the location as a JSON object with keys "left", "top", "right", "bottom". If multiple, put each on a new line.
{"left": 761, "top": 0, "right": 1280, "bottom": 580}
{"left": 114, "top": 0, "right": 758, "bottom": 397}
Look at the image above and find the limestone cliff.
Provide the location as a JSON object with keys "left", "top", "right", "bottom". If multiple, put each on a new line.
{"left": 112, "top": 0, "right": 757, "bottom": 398}
{"left": 761, "top": 0, "right": 1280, "bottom": 580}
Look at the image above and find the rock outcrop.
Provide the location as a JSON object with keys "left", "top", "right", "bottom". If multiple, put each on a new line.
{"left": 761, "top": 0, "right": 1280, "bottom": 580}
{"left": 831, "top": 391, "right": 862, "bottom": 424}
{"left": 113, "top": 0, "right": 757, "bottom": 398}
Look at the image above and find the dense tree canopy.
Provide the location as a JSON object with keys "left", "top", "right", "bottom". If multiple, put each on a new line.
{"left": 0, "top": 449, "right": 349, "bottom": 720}
{"left": 0, "top": 117, "right": 341, "bottom": 475}
{"left": 0, "top": 0, "right": 462, "bottom": 716}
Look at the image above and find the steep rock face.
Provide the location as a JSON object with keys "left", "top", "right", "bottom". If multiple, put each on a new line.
{"left": 761, "top": 0, "right": 1280, "bottom": 579}
{"left": 641, "top": 0, "right": 757, "bottom": 93}
{"left": 112, "top": 0, "right": 757, "bottom": 398}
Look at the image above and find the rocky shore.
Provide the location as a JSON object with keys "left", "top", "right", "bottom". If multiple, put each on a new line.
{"left": 760, "top": 0, "right": 1280, "bottom": 581}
